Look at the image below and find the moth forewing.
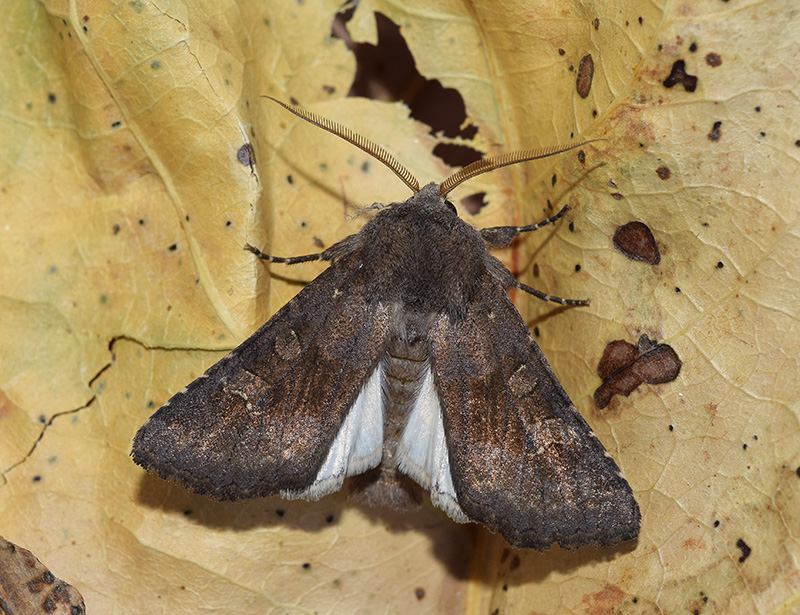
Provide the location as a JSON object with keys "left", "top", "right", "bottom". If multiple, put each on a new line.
{"left": 131, "top": 98, "right": 639, "bottom": 551}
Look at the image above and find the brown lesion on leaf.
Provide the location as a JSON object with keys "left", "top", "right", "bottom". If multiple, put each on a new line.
{"left": 663, "top": 60, "right": 698, "bottom": 92}
{"left": 594, "top": 335, "right": 682, "bottom": 409}
{"left": 613, "top": 221, "right": 661, "bottom": 265}
{"left": 576, "top": 54, "right": 594, "bottom": 99}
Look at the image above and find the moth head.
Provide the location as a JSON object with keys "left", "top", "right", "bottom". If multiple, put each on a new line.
{"left": 265, "top": 97, "right": 596, "bottom": 206}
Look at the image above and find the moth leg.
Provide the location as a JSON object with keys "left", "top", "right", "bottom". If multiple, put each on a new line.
{"left": 480, "top": 204, "right": 570, "bottom": 248}
{"left": 515, "top": 280, "right": 589, "bottom": 306}
{"left": 245, "top": 243, "right": 326, "bottom": 265}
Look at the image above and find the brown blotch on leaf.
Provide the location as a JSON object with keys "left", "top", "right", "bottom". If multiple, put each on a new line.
{"left": 594, "top": 335, "right": 682, "bottom": 409}
{"left": 415, "top": 588, "right": 425, "bottom": 600}
{"left": 705, "top": 52, "right": 722, "bottom": 67}
{"left": 0, "top": 537, "right": 85, "bottom": 614}
{"left": 576, "top": 54, "right": 594, "bottom": 99}
{"left": 663, "top": 60, "right": 698, "bottom": 92}
{"left": 656, "top": 166, "right": 671, "bottom": 180}
{"left": 613, "top": 221, "right": 661, "bottom": 265}
{"left": 708, "top": 121, "right": 722, "bottom": 141}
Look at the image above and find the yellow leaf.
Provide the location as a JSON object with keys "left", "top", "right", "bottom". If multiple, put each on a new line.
{"left": 1, "top": 0, "right": 798, "bottom": 614}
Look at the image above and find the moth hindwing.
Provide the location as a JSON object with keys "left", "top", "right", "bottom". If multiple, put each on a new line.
{"left": 132, "top": 99, "right": 640, "bottom": 550}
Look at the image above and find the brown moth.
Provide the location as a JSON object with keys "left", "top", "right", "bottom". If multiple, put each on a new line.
{"left": 132, "top": 98, "right": 640, "bottom": 550}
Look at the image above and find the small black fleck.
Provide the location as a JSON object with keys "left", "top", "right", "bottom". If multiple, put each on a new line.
{"left": 225, "top": 220, "right": 232, "bottom": 227}
{"left": 151, "top": 60, "right": 162, "bottom": 69}
{"left": 658, "top": 44, "right": 663, "bottom": 51}
{"left": 717, "top": 261, "right": 724, "bottom": 269}
{"left": 632, "top": 597, "right": 638, "bottom": 604}
{"left": 578, "top": 150, "right": 585, "bottom": 163}
{"left": 669, "top": 424, "right": 674, "bottom": 431}
{"left": 415, "top": 588, "right": 425, "bottom": 600}
{"left": 138, "top": 219, "right": 145, "bottom": 225}
{"left": 753, "top": 435, "right": 758, "bottom": 440}
{"left": 185, "top": 215, "right": 190, "bottom": 222}
{"left": 575, "top": 264, "right": 581, "bottom": 272}
{"left": 112, "top": 224, "right": 121, "bottom": 235}
{"left": 694, "top": 610, "right": 699, "bottom": 615}
{"left": 675, "top": 287, "right": 681, "bottom": 293}
{"left": 48, "top": 92, "right": 57, "bottom": 104}
{"left": 689, "top": 42, "right": 697, "bottom": 52}
{"left": 611, "top": 192, "right": 624, "bottom": 200}
{"left": 708, "top": 121, "right": 722, "bottom": 141}
{"left": 759, "top": 131, "right": 766, "bottom": 137}
{"left": 33, "top": 475, "right": 42, "bottom": 482}
{"left": 593, "top": 17, "right": 599, "bottom": 29}
{"left": 276, "top": 509, "right": 285, "bottom": 517}
{"left": 183, "top": 509, "right": 193, "bottom": 515}
{"left": 558, "top": 48, "right": 565, "bottom": 55}
{"left": 742, "top": 443, "right": 748, "bottom": 450}
{"left": 714, "top": 520, "right": 720, "bottom": 527}
{"left": 638, "top": 16, "right": 643, "bottom": 24}
{"left": 302, "top": 562, "right": 311, "bottom": 570}
{"left": 39, "top": 414, "right": 47, "bottom": 424}
{"left": 703, "top": 596, "right": 708, "bottom": 603}
{"left": 82, "top": 25, "right": 88, "bottom": 33}
{"left": 502, "top": 584, "right": 508, "bottom": 591}
{"left": 286, "top": 174, "right": 294, "bottom": 184}
{"left": 111, "top": 120, "right": 121, "bottom": 129}
{"left": 533, "top": 326, "right": 540, "bottom": 337}
{"left": 569, "top": 221, "right": 575, "bottom": 232}
{"left": 300, "top": 221, "right": 307, "bottom": 228}
{"left": 795, "top": 140, "right": 800, "bottom": 147}
{"left": 592, "top": 109, "right": 598, "bottom": 117}
{"left": 754, "top": 106, "right": 761, "bottom": 112}
{"left": 551, "top": 174, "right": 557, "bottom": 186}
{"left": 168, "top": 244, "right": 178, "bottom": 252}
{"left": 147, "top": 399, "right": 155, "bottom": 408}
{"left": 533, "top": 263, "right": 540, "bottom": 277}
{"left": 326, "top": 514, "right": 334, "bottom": 523}
{"left": 736, "top": 538, "right": 751, "bottom": 563}
{"left": 237, "top": 143, "right": 256, "bottom": 166}
{"left": 796, "top": 466, "right": 800, "bottom": 478}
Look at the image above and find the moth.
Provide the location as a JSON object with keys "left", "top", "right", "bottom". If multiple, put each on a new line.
{"left": 132, "top": 98, "right": 640, "bottom": 550}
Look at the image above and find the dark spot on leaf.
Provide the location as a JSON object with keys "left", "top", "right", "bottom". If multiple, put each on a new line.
{"left": 594, "top": 335, "right": 682, "bottom": 409}
{"left": 611, "top": 192, "right": 624, "bottom": 200}
{"left": 578, "top": 150, "right": 585, "bottom": 163}
{"left": 569, "top": 221, "right": 575, "bottom": 232}
{"left": 326, "top": 514, "right": 334, "bottom": 523}
{"left": 717, "top": 261, "right": 724, "bottom": 269}
{"left": 533, "top": 263, "right": 540, "bottom": 277}
{"left": 613, "top": 221, "right": 661, "bottom": 265}
{"left": 112, "top": 224, "right": 121, "bottom": 235}
{"left": 675, "top": 286, "right": 681, "bottom": 293}
{"left": 656, "top": 166, "right": 671, "bottom": 179}
{"left": 322, "top": 85, "right": 335, "bottom": 94}
{"left": 638, "top": 16, "right": 643, "bottom": 24}
{"left": 689, "top": 42, "right": 697, "bottom": 52}
{"left": 574, "top": 264, "right": 581, "bottom": 272}
{"left": 663, "top": 60, "right": 697, "bottom": 91}
{"left": 151, "top": 60, "right": 162, "bottom": 70}
{"left": 742, "top": 443, "right": 748, "bottom": 450}
{"left": 754, "top": 106, "right": 761, "bottom": 112}
{"left": 138, "top": 219, "right": 145, "bottom": 225}
{"left": 593, "top": 17, "right": 600, "bottom": 29}
{"left": 183, "top": 509, "right": 193, "bottom": 515}
{"left": 286, "top": 174, "right": 293, "bottom": 184}
{"left": 48, "top": 92, "right": 57, "bottom": 104}
{"left": 237, "top": 143, "right": 255, "bottom": 166}
{"left": 633, "top": 597, "right": 639, "bottom": 604}
{"left": 669, "top": 424, "right": 674, "bottom": 431}
{"left": 708, "top": 121, "right": 722, "bottom": 141}
{"left": 111, "top": 121, "right": 121, "bottom": 129}
{"left": 714, "top": 520, "right": 720, "bottom": 527}
{"left": 302, "top": 562, "right": 311, "bottom": 570}
{"left": 168, "top": 244, "right": 178, "bottom": 252}
{"left": 759, "top": 131, "right": 766, "bottom": 138}
{"left": 276, "top": 509, "right": 285, "bottom": 517}
{"left": 736, "top": 538, "right": 751, "bottom": 563}
{"left": 225, "top": 220, "right": 232, "bottom": 227}
{"left": 576, "top": 54, "right": 594, "bottom": 98}
{"left": 415, "top": 588, "right": 425, "bottom": 600}
{"left": 33, "top": 475, "right": 42, "bottom": 482}
{"left": 533, "top": 326, "right": 540, "bottom": 337}
{"left": 705, "top": 52, "right": 722, "bottom": 67}
{"left": 558, "top": 48, "right": 566, "bottom": 55}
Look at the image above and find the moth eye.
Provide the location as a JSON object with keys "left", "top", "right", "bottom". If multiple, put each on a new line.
{"left": 444, "top": 200, "right": 457, "bottom": 214}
